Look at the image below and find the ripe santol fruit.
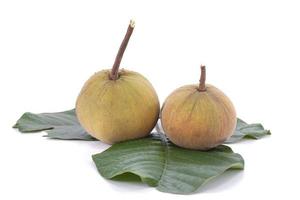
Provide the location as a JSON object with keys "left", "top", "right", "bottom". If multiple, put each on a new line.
{"left": 161, "top": 65, "right": 236, "bottom": 150}
{"left": 76, "top": 21, "right": 160, "bottom": 144}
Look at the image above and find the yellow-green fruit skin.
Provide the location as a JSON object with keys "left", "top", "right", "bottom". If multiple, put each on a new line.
{"left": 161, "top": 84, "right": 236, "bottom": 150}
{"left": 76, "top": 69, "right": 160, "bottom": 144}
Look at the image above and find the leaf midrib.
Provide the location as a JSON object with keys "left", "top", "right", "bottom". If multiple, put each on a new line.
{"left": 156, "top": 133, "right": 171, "bottom": 186}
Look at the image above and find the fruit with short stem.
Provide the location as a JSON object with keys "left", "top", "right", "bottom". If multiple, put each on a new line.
{"left": 161, "top": 65, "right": 236, "bottom": 150}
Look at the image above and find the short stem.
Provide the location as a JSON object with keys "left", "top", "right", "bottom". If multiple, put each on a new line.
{"left": 110, "top": 20, "right": 135, "bottom": 80}
{"left": 198, "top": 65, "right": 206, "bottom": 91}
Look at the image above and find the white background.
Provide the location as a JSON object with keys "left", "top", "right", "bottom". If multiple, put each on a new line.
{"left": 0, "top": 0, "right": 299, "bottom": 199}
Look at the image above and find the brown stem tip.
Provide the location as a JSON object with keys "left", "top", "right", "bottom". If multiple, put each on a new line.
{"left": 198, "top": 65, "right": 206, "bottom": 92}
{"left": 110, "top": 20, "right": 135, "bottom": 80}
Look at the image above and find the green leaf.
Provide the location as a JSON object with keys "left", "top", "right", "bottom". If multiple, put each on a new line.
{"left": 14, "top": 109, "right": 270, "bottom": 194}
{"left": 92, "top": 132, "right": 244, "bottom": 194}
{"left": 225, "top": 118, "right": 271, "bottom": 143}
{"left": 13, "top": 109, "right": 95, "bottom": 140}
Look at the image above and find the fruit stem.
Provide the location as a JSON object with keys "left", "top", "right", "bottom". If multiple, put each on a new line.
{"left": 110, "top": 20, "right": 135, "bottom": 80}
{"left": 198, "top": 65, "right": 206, "bottom": 92}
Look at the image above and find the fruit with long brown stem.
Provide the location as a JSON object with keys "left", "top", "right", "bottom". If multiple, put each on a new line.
{"left": 161, "top": 65, "right": 236, "bottom": 150}
{"left": 76, "top": 20, "right": 160, "bottom": 144}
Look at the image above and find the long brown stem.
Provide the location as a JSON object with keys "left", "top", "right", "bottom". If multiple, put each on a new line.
{"left": 198, "top": 65, "right": 206, "bottom": 91}
{"left": 110, "top": 20, "right": 135, "bottom": 80}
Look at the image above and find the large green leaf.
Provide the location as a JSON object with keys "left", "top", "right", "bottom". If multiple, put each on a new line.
{"left": 13, "top": 109, "right": 95, "bottom": 140}
{"left": 225, "top": 118, "right": 271, "bottom": 143}
{"left": 92, "top": 132, "right": 244, "bottom": 194}
{"left": 13, "top": 109, "right": 270, "bottom": 194}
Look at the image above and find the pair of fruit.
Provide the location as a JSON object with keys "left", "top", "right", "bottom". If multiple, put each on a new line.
{"left": 76, "top": 21, "right": 236, "bottom": 150}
